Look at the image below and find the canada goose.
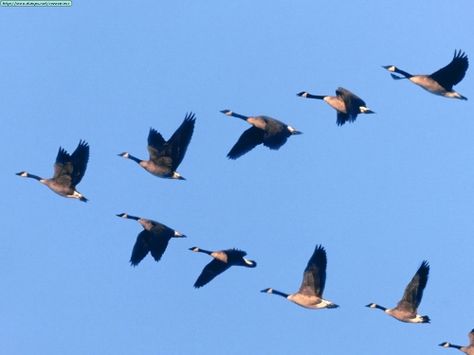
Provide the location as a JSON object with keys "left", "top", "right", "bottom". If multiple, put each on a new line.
{"left": 16, "top": 140, "right": 89, "bottom": 202}
{"left": 116, "top": 213, "right": 186, "bottom": 266}
{"left": 189, "top": 247, "right": 256, "bottom": 288}
{"left": 366, "top": 260, "right": 430, "bottom": 323}
{"left": 383, "top": 50, "right": 469, "bottom": 100}
{"left": 439, "top": 329, "right": 474, "bottom": 354}
{"left": 221, "top": 109, "right": 302, "bottom": 159}
{"left": 297, "top": 88, "right": 374, "bottom": 126}
{"left": 261, "top": 245, "right": 338, "bottom": 309}
{"left": 118, "top": 112, "right": 195, "bottom": 179}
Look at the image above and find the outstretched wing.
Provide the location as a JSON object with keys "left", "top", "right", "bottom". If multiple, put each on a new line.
{"left": 148, "top": 232, "right": 171, "bottom": 263}
{"left": 70, "top": 140, "right": 89, "bottom": 186}
{"left": 227, "top": 126, "right": 264, "bottom": 159}
{"left": 396, "top": 260, "right": 429, "bottom": 313}
{"left": 298, "top": 245, "right": 327, "bottom": 297}
{"left": 130, "top": 230, "right": 151, "bottom": 266}
{"left": 193, "top": 259, "right": 231, "bottom": 288}
{"left": 430, "top": 50, "right": 469, "bottom": 90}
{"left": 167, "top": 112, "right": 196, "bottom": 170}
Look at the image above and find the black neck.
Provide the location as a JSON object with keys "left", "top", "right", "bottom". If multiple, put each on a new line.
{"left": 368, "top": 303, "right": 387, "bottom": 311}
{"left": 221, "top": 110, "right": 248, "bottom": 121}
{"left": 449, "top": 344, "right": 462, "bottom": 350}
{"left": 127, "top": 154, "right": 142, "bottom": 164}
{"left": 117, "top": 213, "right": 140, "bottom": 221}
{"left": 271, "top": 289, "right": 290, "bottom": 298}
{"left": 21, "top": 173, "right": 42, "bottom": 181}
{"left": 196, "top": 248, "right": 212, "bottom": 255}
{"left": 305, "top": 93, "right": 326, "bottom": 100}
{"left": 393, "top": 67, "right": 413, "bottom": 79}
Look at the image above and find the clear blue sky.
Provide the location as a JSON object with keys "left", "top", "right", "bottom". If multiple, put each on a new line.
{"left": 1, "top": 1, "right": 473, "bottom": 354}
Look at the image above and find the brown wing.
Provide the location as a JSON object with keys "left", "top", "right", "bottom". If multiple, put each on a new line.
{"left": 147, "top": 128, "right": 166, "bottom": 161}
{"left": 396, "top": 260, "right": 429, "bottom": 313}
{"left": 53, "top": 147, "right": 74, "bottom": 187}
{"left": 298, "top": 245, "right": 327, "bottom": 297}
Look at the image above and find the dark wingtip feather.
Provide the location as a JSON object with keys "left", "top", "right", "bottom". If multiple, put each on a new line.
{"left": 420, "top": 260, "right": 430, "bottom": 271}
{"left": 184, "top": 112, "right": 196, "bottom": 122}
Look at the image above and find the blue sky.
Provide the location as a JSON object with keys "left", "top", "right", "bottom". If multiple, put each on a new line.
{"left": 1, "top": 1, "right": 473, "bottom": 354}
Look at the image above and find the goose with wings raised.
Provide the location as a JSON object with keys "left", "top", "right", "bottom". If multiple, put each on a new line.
{"left": 366, "top": 260, "right": 430, "bottom": 323}
{"left": 261, "top": 245, "right": 338, "bottom": 309}
{"left": 383, "top": 50, "right": 469, "bottom": 100}
{"left": 119, "top": 112, "right": 195, "bottom": 179}
{"left": 16, "top": 140, "right": 89, "bottom": 202}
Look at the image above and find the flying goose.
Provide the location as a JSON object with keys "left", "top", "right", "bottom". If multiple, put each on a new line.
{"left": 16, "top": 140, "right": 89, "bottom": 202}
{"left": 221, "top": 109, "right": 301, "bottom": 159}
{"left": 119, "top": 112, "right": 196, "bottom": 179}
{"left": 189, "top": 247, "right": 256, "bottom": 288}
{"left": 117, "top": 213, "right": 186, "bottom": 266}
{"left": 439, "top": 329, "right": 474, "bottom": 354}
{"left": 366, "top": 260, "right": 430, "bottom": 323}
{"left": 383, "top": 50, "right": 469, "bottom": 100}
{"left": 297, "top": 88, "right": 374, "bottom": 126}
{"left": 261, "top": 245, "right": 339, "bottom": 309}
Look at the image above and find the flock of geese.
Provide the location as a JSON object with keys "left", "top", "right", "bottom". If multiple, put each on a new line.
{"left": 16, "top": 50, "right": 472, "bottom": 353}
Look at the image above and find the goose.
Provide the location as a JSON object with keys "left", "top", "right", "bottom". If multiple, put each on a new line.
{"left": 117, "top": 213, "right": 186, "bottom": 266}
{"left": 221, "top": 109, "right": 301, "bottom": 159}
{"left": 366, "top": 260, "right": 430, "bottom": 323}
{"left": 16, "top": 140, "right": 89, "bottom": 202}
{"left": 118, "top": 112, "right": 195, "bottom": 179}
{"left": 383, "top": 50, "right": 468, "bottom": 100}
{"left": 297, "top": 88, "right": 374, "bottom": 126}
{"left": 261, "top": 245, "right": 338, "bottom": 309}
{"left": 189, "top": 247, "right": 256, "bottom": 288}
{"left": 439, "top": 329, "right": 474, "bottom": 354}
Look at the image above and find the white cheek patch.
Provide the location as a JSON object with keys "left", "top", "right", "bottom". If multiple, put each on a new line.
{"left": 387, "top": 66, "right": 396, "bottom": 72}
{"left": 174, "top": 231, "right": 183, "bottom": 237}
{"left": 359, "top": 106, "right": 370, "bottom": 113}
{"left": 243, "top": 258, "right": 254, "bottom": 266}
